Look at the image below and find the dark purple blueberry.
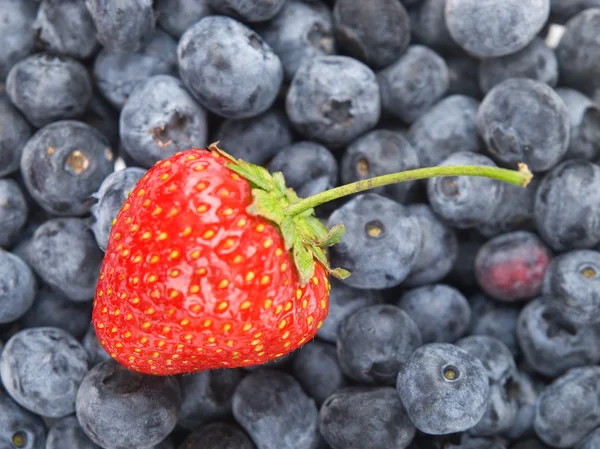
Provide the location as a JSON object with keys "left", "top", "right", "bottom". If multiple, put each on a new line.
{"left": 178, "top": 422, "right": 255, "bottom": 449}
{"left": 207, "top": 0, "right": 286, "bottom": 22}
{"left": 408, "top": 0, "right": 458, "bottom": 52}
{"left": 0, "top": 0, "right": 37, "bottom": 80}
{"left": 46, "top": 416, "right": 100, "bottom": 449}
{"left": 0, "top": 179, "right": 29, "bottom": 249}
{"left": 445, "top": 51, "right": 483, "bottom": 99}
{"left": 82, "top": 94, "right": 120, "bottom": 149}
{"left": 504, "top": 371, "right": 542, "bottom": 441}
{"left": 556, "top": 87, "right": 600, "bottom": 162}
{"left": 469, "top": 293, "right": 520, "bottom": 357}
{"left": 447, "top": 231, "right": 487, "bottom": 293}
{"left": 155, "top": 0, "right": 213, "bottom": 39}
{"left": 551, "top": 0, "right": 600, "bottom": 22}
{"left": 0, "top": 95, "right": 32, "bottom": 178}
{"left": 0, "top": 386, "right": 46, "bottom": 449}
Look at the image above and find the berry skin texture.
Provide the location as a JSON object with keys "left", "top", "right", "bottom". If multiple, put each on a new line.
{"left": 0, "top": 95, "right": 32, "bottom": 178}
{"left": 0, "top": 0, "right": 37, "bottom": 80}
{"left": 46, "top": 416, "right": 101, "bottom": 449}
{"left": 0, "top": 386, "right": 46, "bottom": 449}
{"left": 93, "top": 149, "right": 330, "bottom": 375}
{"left": 0, "top": 179, "right": 29, "bottom": 248}
{"left": 0, "top": 249, "right": 36, "bottom": 324}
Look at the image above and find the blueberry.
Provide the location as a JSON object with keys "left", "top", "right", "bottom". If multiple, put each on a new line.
{"left": 27, "top": 218, "right": 104, "bottom": 302}
{"left": 427, "top": 152, "right": 504, "bottom": 229}
{"left": 0, "top": 0, "right": 37, "bottom": 80}
{"left": 119, "top": 75, "right": 208, "bottom": 168}
{"left": 543, "top": 249, "right": 600, "bottom": 324}
{"left": 550, "top": 1, "right": 600, "bottom": 23}
{"left": 20, "top": 121, "right": 114, "bottom": 216}
{"left": 76, "top": 359, "right": 181, "bottom": 449}
{"left": 286, "top": 55, "right": 380, "bottom": 148}
{"left": 268, "top": 141, "right": 338, "bottom": 198}
{"left": 447, "top": 231, "right": 487, "bottom": 293}
{"left": 90, "top": 167, "right": 146, "bottom": 251}
{"left": 232, "top": 369, "right": 319, "bottom": 449}
{"left": 179, "top": 422, "right": 255, "bottom": 449}
{"left": 477, "top": 78, "right": 570, "bottom": 172}
{"left": 504, "top": 371, "right": 542, "bottom": 441}
{"left": 444, "top": 435, "right": 508, "bottom": 449}
{"left": 469, "top": 294, "right": 520, "bottom": 357}
{"left": 408, "top": 0, "right": 458, "bottom": 52}
{"left": 156, "top": 0, "right": 213, "bottom": 39}
{"left": 333, "top": 0, "right": 410, "bottom": 69}
{"left": 82, "top": 94, "right": 120, "bottom": 149}
{"left": 445, "top": 51, "right": 483, "bottom": 99}
{"left": 403, "top": 204, "right": 458, "bottom": 286}
{"left": 178, "top": 16, "right": 283, "bottom": 119}
{"left": 214, "top": 108, "right": 293, "bottom": 166}
{"left": 456, "top": 336, "right": 519, "bottom": 436}
{"left": 326, "top": 193, "right": 422, "bottom": 289}
{"left": 399, "top": 284, "right": 470, "bottom": 344}
{"left": 340, "top": 130, "right": 419, "bottom": 202}
{"left": 555, "top": 88, "right": 600, "bottom": 162}
{"left": 292, "top": 341, "right": 346, "bottom": 406}
{"left": 0, "top": 179, "right": 29, "bottom": 248}
{"left": 576, "top": 426, "right": 600, "bottom": 449}
{"left": 534, "top": 160, "right": 600, "bottom": 252}
{"left": 396, "top": 343, "right": 490, "bottom": 435}
{"left": 0, "top": 95, "right": 32, "bottom": 178}
{"left": 320, "top": 386, "right": 416, "bottom": 449}
{"left": 81, "top": 324, "right": 111, "bottom": 368}
{"left": 94, "top": 30, "right": 178, "bottom": 110}
{"left": 46, "top": 416, "right": 100, "bottom": 449}
{"left": 407, "top": 95, "right": 481, "bottom": 168}
{"left": 0, "top": 386, "right": 46, "bottom": 449}
{"left": 316, "top": 278, "right": 383, "bottom": 343}
{"left": 0, "top": 327, "right": 88, "bottom": 418}
{"left": 243, "top": 350, "right": 297, "bottom": 372}
{"left": 177, "top": 368, "right": 244, "bottom": 430}
{"left": 6, "top": 54, "right": 93, "bottom": 128}
{"left": 0, "top": 249, "right": 36, "bottom": 325}
{"left": 21, "top": 286, "right": 92, "bottom": 339}
{"left": 258, "top": 0, "right": 336, "bottom": 81}
{"left": 445, "top": 0, "right": 549, "bottom": 58}
{"left": 517, "top": 298, "right": 600, "bottom": 377}
{"left": 377, "top": 45, "right": 449, "bottom": 124}
{"left": 84, "top": 0, "right": 155, "bottom": 53}
{"left": 478, "top": 38, "right": 558, "bottom": 94}
{"left": 33, "top": 0, "right": 99, "bottom": 59}
{"left": 475, "top": 231, "right": 552, "bottom": 303}
{"left": 534, "top": 366, "right": 600, "bottom": 448}
{"left": 207, "top": 0, "right": 286, "bottom": 22}
{"left": 555, "top": 8, "right": 600, "bottom": 97}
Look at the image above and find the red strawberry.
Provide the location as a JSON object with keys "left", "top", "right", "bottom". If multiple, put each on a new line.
{"left": 93, "top": 145, "right": 344, "bottom": 375}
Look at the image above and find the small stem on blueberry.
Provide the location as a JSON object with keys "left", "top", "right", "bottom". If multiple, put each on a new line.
{"left": 283, "top": 163, "right": 533, "bottom": 217}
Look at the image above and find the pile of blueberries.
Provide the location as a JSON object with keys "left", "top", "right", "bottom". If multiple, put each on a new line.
{"left": 3, "top": 0, "right": 600, "bottom": 448}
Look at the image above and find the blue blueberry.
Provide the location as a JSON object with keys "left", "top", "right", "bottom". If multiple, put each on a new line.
{"left": 556, "top": 88, "right": 600, "bottom": 162}
{"left": 232, "top": 369, "right": 319, "bottom": 449}
{"left": 0, "top": 95, "right": 32, "bottom": 178}
{"left": 33, "top": 0, "right": 99, "bottom": 59}
{"left": 119, "top": 75, "right": 208, "bottom": 168}
{"left": 408, "top": 0, "right": 458, "bottom": 52}
{"left": 94, "top": 30, "right": 178, "bottom": 110}
{"left": 0, "top": 386, "right": 46, "bottom": 449}
{"left": 0, "top": 249, "right": 36, "bottom": 325}
{"left": 316, "top": 278, "right": 383, "bottom": 343}
{"left": 46, "top": 416, "right": 100, "bottom": 449}
{"left": 320, "top": 387, "right": 416, "bottom": 449}
{"left": 478, "top": 38, "right": 558, "bottom": 94}
{"left": 0, "top": 179, "right": 29, "bottom": 248}
{"left": 6, "top": 54, "right": 93, "bottom": 127}
{"left": 333, "top": 0, "right": 410, "bottom": 69}
{"left": 427, "top": 152, "right": 504, "bottom": 229}
{"left": 550, "top": 1, "right": 600, "bottom": 23}
{"left": 445, "top": 51, "right": 482, "bottom": 99}
{"left": 340, "top": 130, "right": 419, "bottom": 202}
{"left": 534, "top": 160, "right": 600, "bottom": 252}
{"left": 258, "top": 0, "right": 336, "bottom": 81}
{"left": 20, "top": 120, "right": 114, "bottom": 216}
{"left": 21, "top": 286, "right": 92, "bottom": 339}
{"left": 0, "top": 0, "right": 37, "bottom": 80}
{"left": 177, "top": 368, "right": 244, "bottom": 430}
{"left": 534, "top": 366, "right": 600, "bottom": 448}
{"left": 404, "top": 204, "right": 458, "bottom": 286}
{"left": 445, "top": 0, "right": 549, "bottom": 58}
{"left": 407, "top": 95, "right": 481, "bottom": 168}
{"left": 81, "top": 324, "right": 111, "bottom": 368}
{"left": 377, "top": 45, "right": 449, "bottom": 124}
{"left": 477, "top": 78, "right": 570, "bottom": 172}
{"left": 543, "top": 249, "right": 600, "bottom": 325}
{"left": 156, "top": 0, "right": 213, "bottom": 39}
{"left": 178, "top": 15, "right": 283, "bottom": 119}
{"left": 447, "top": 231, "right": 487, "bottom": 293}
{"left": 396, "top": 342, "right": 490, "bottom": 435}
{"left": 0, "top": 327, "right": 88, "bottom": 418}
{"left": 517, "top": 298, "right": 600, "bottom": 378}
{"left": 469, "top": 293, "right": 520, "bottom": 357}
{"left": 327, "top": 193, "right": 422, "bottom": 289}
{"left": 208, "top": 0, "right": 286, "bottom": 22}
{"left": 504, "top": 371, "right": 542, "bottom": 441}
{"left": 268, "top": 141, "right": 338, "bottom": 199}
{"left": 82, "top": 94, "right": 120, "bottom": 149}
{"left": 214, "top": 108, "right": 293, "bottom": 165}
{"left": 90, "top": 167, "right": 146, "bottom": 251}
{"left": 287, "top": 55, "right": 380, "bottom": 148}
{"left": 179, "top": 422, "right": 255, "bottom": 449}
{"left": 76, "top": 359, "right": 181, "bottom": 449}
{"left": 292, "top": 341, "right": 346, "bottom": 406}
{"left": 84, "top": 0, "right": 155, "bottom": 53}
{"left": 399, "top": 284, "right": 470, "bottom": 344}
{"left": 576, "top": 426, "right": 600, "bottom": 449}
{"left": 27, "top": 218, "right": 104, "bottom": 302}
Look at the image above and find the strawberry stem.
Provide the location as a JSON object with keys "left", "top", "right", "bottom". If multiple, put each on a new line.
{"left": 283, "top": 163, "right": 533, "bottom": 217}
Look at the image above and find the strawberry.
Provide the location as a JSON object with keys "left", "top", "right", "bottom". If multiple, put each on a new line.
{"left": 93, "top": 145, "right": 346, "bottom": 375}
